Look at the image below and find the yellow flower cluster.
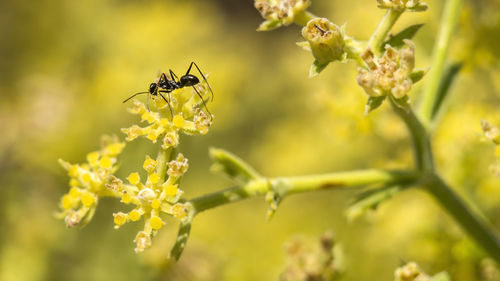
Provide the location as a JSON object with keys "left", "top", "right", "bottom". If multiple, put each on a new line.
{"left": 57, "top": 136, "right": 125, "bottom": 227}
{"left": 357, "top": 40, "right": 416, "bottom": 100}
{"left": 377, "top": 0, "right": 427, "bottom": 11}
{"left": 121, "top": 84, "right": 213, "bottom": 149}
{"left": 106, "top": 154, "right": 190, "bottom": 253}
{"left": 254, "top": 0, "right": 311, "bottom": 31}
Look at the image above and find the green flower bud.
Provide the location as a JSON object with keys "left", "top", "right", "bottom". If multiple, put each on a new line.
{"left": 301, "top": 18, "right": 345, "bottom": 65}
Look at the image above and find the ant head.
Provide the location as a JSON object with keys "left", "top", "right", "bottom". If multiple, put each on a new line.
{"left": 180, "top": 74, "right": 199, "bottom": 87}
{"left": 149, "top": 83, "right": 157, "bottom": 94}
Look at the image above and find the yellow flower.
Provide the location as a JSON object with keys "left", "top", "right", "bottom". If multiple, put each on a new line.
{"left": 57, "top": 135, "right": 125, "bottom": 227}
{"left": 110, "top": 153, "right": 188, "bottom": 253}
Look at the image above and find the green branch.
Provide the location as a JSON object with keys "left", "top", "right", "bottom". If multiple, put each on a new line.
{"left": 424, "top": 175, "right": 500, "bottom": 263}
{"left": 367, "top": 9, "right": 404, "bottom": 56}
{"left": 418, "top": 0, "right": 462, "bottom": 127}
{"left": 189, "top": 169, "right": 419, "bottom": 214}
{"left": 390, "top": 99, "right": 434, "bottom": 171}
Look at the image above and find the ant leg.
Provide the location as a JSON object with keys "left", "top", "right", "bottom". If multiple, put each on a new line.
{"left": 159, "top": 73, "right": 169, "bottom": 85}
{"left": 186, "top": 62, "right": 214, "bottom": 102}
{"left": 123, "top": 91, "right": 148, "bottom": 103}
{"left": 146, "top": 93, "right": 150, "bottom": 111}
{"left": 191, "top": 86, "right": 212, "bottom": 120}
{"left": 158, "top": 90, "right": 174, "bottom": 118}
{"left": 169, "top": 69, "right": 179, "bottom": 84}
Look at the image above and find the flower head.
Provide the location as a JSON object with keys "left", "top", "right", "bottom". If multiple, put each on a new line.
{"left": 255, "top": 0, "right": 311, "bottom": 31}
{"left": 356, "top": 40, "right": 422, "bottom": 113}
{"left": 57, "top": 136, "right": 125, "bottom": 227}
{"left": 377, "top": 0, "right": 427, "bottom": 12}
{"left": 301, "top": 18, "right": 346, "bottom": 64}
{"left": 107, "top": 153, "right": 190, "bottom": 253}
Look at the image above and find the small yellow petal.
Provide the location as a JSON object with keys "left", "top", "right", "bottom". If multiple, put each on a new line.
{"left": 82, "top": 173, "right": 92, "bottom": 183}
{"left": 69, "top": 178, "right": 80, "bottom": 187}
{"left": 143, "top": 156, "right": 157, "bottom": 173}
{"left": 69, "top": 187, "right": 80, "bottom": 198}
{"left": 113, "top": 212, "right": 127, "bottom": 226}
{"left": 121, "top": 193, "right": 132, "bottom": 204}
{"left": 173, "top": 115, "right": 185, "bottom": 128}
{"left": 106, "top": 142, "right": 125, "bottom": 156}
{"left": 160, "top": 118, "right": 170, "bottom": 126}
{"left": 61, "top": 194, "right": 73, "bottom": 210}
{"left": 150, "top": 216, "right": 164, "bottom": 230}
{"left": 171, "top": 203, "right": 187, "bottom": 219}
{"left": 129, "top": 210, "right": 141, "bottom": 221}
{"left": 163, "top": 184, "right": 177, "bottom": 197}
{"left": 86, "top": 151, "right": 100, "bottom": 166}
{"left": 68, "top": 166, "right": 79, "bottom": 177}
{"left": 148, "top": 173, "right": 160, "bottom": 184}
{"left": 81, "top": 192, "right": 96, "bottom": 207}
{"left": 127, "top": 172, "right": 140, "bottom": 185}
{"left": 146, "top": 131, "right": 159, "bottom": 142}
{"left": 151, "top": 199, "right": 161, "bottom": 209}
{"left": 99, "top": 156, "right": 112, "bottom": 169}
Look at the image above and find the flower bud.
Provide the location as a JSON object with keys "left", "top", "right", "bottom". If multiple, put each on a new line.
{"left": 301, "top": 18, "right": 345, "bottom": 65}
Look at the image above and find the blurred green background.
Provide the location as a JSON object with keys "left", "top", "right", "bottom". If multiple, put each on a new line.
{"left": 1, "top": 0, "right": 500, "bottom": 280}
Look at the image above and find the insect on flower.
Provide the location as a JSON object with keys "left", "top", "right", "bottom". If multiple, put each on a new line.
{"left": 123, "top": 62, "right": 214, "bottom": 119}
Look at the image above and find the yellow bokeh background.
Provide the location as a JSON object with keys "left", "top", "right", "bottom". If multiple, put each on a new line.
{"left": 1, "top": 0, "right": 500, "bottom": 280}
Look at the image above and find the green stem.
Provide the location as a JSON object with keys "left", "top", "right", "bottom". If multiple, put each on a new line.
{"left": 293, "top": 10, "right": 317, "bottom": 26}
{"left": 156, "top": 147, "right": 173, "bottom": 182}
{"left": 390, "top": 99, "right": 434, "bottom": 171}
{"left": 367, "top": 9, "right": 403, "bottom": 56}
{"left": 189, "top": 169, "right": 419, "bottom": 214}
{"left": 424, "top": 175, "right": 500, "bottom": 263}
{"left": 418, "top": 0, "right": 462, "bottom": 127}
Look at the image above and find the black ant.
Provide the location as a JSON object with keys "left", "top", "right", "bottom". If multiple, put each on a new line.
{"left": 123, "top": 62, "right": 214, "bottom": 119}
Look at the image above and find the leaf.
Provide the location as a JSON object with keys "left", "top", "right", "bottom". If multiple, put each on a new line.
{"left": 210, "top": 148, "right": 262, "bottom": 184}
{"left": 381, "top": 24, "right": 424, "bottom": 51}
{"left": 431, "top": 62, "right": 462, "bottom": 120}
{"left": 257, "top": 20, "right": 282, "bottom": 31}
{"left": 169, "top": 217, "right": 193, "bottom": 260}
{"left": 296, "top": 41, "right": 311, "bottom": 51}
{"left": 345, "top": 185, "right": 403, "bottom": 221}
{"left": 364, "top": 95, "right": 386, "bottom": 115}
{"left": 309, "top": 60, "right": 329, "bottom": 77}
{"left": 409, "top": 68, "right": 428, "bottom": 84}
{"left": 390, "top": 95, "right": 411, "bottom": 113}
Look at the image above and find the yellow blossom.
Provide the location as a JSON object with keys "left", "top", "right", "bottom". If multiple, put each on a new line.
{"left": 150, "top": 216, "right": 164, "bottom": 230}
{"left": 127, "top": 172, "right": 140, "bottom": 185}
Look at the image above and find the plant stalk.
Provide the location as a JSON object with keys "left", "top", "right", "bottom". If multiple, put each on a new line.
{"left": 418, "top": 0, "right": 462, "bottom": 127}
{"left": 189, "top": 169, "right": 419, "bottom": 214}
{"left": 424, "top": 175, "right": 500, "bottom": 263}
{"left": 367, "top": 9, "right": 403, "bottom": 56}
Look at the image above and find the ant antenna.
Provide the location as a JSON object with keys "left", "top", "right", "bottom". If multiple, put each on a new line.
{"left": 123, "top": 92, "right": 148, "bottom": 103}
{"left": 186, "top": 62, "right": 215, "bottom": 102}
